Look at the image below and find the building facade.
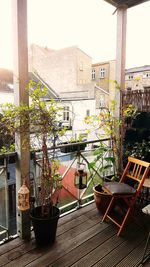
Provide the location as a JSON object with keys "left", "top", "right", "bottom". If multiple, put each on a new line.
{"left": 91, "top": 60, "right": 116, "bottom": 103}
{"left": 125, "top": 65, "right": 150, "bottom": 91}
{"left": 29, "top": 44, "right": 95, "bottom": 99}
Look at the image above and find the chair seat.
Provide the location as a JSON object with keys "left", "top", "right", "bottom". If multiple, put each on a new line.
{"left": 103, "top": 181, "right": 136, "bottom": 195}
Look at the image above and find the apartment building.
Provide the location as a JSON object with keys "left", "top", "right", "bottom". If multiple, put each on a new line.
{"left": 91, "top": 60, "right": 116, "bottom": 100}
{"left": 125, "top": 65, "right": 150, "bottom": 91}
{"left": 28, "top": 45, "right": 110, "bottom": 139}
{"left": 29, "top": 44, "right": 95, "bottom": 99}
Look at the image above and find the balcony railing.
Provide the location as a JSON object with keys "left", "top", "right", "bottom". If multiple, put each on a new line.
{"left": 122, "top": 89, "right": 150, "bottom": 112}
{"left": 0, "top": 138, "right": 114, "bottom": 244}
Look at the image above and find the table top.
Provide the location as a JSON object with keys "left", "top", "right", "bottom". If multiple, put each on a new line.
{"left": 143, "top": 179, "right": 150, "bottom": 188}
{"left": 142, "top": 204, "right": 150, "bottom": 215}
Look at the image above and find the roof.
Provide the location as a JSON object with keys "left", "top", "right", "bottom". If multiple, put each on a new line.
{"left": 103, "top": 0, "right": 149, "bottom": 8}
{"left": 95, "top": 85, "right": 109, "bottom": 95}
{"left": 126, "top": 65, "right": 150, "bottom": 74}
{"left": 30, "top": 72, "right": 59, "bottom": 99}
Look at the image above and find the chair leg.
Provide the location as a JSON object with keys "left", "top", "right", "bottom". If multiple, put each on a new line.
{"left": 117, "top": 206, "right": 132, "bottom": 236}
{"left": 101, "top": 196, "right": 114, "bottom": 222}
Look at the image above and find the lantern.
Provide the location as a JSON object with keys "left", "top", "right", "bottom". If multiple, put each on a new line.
{"left": 18, "top": 182, "right": 30, "bottom": 211}
{"left": 74, "top": 163, "right": 87, "bottom": 189}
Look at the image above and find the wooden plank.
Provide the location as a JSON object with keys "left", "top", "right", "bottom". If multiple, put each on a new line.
{"left": 93, "top": 224, "right": 146, "bottom": 266}
{"left": 0, "top": 206, "right": 103, "bottom": 266}
{"left": 70, "top": 222, "right": 144, "bottom": 267}
{"left": 59, "top": 203, "right": 96, "bottom": 226}
{"left": 70, "top": 234, "right": 124, "bottom": 267}
{"left": 10, "top": 221, "right": 109, "bottom": 266}
{"left": 48, "top": 225, "right": 117, "bottom": 267}
{"left": 0, "top": 203, "right": 148, "bottom": 267}
{"left": 115, "top": 238, "right": 150, "bottom": 267}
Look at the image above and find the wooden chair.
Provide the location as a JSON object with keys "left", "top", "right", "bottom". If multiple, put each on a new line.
{"left": 102, "top": 156, "right": 150, "bottom": 236}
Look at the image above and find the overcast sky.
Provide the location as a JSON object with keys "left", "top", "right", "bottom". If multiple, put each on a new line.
{"left": 0, "top": 0, "right": 150, "bottom": 69}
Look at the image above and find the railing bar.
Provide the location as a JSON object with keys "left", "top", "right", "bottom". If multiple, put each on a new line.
{"left": 61, "top": 184, "right": 78, "bottom": 200}
{"left": 61, "top": 156, "right": 77, "bottom": 179}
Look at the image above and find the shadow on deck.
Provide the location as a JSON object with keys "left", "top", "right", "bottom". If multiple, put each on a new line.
{"left": 0, "top": 203, "right": 150, "bottom": 267}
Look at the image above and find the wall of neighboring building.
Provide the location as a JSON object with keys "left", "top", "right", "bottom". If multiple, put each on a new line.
{"left": 0, "top": 92, "right": 14, "bottom": 104}
{"left": 59, "top": 99, "right": 96, "bottom": 141}
{"left": 92, "top": 61, "right": 109, "bottom": 91}
{"left": 109, "top": 60, "right": 116, "bottom": 101}
{"left": 125, "top": 66, "right": 150, "bottom": 91}
{"left": 29, "top": 44, "right": 94, "bottom": 98}
{"left": 76, "top": 48, "right": 92, "bottom": 85}
{"left": 92, "top": 60, "right": 116, "bottom": 103}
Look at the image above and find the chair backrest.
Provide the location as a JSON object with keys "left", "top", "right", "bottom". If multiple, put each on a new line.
{"left": 120, "top": 156, "right": 150, "bottom": 195}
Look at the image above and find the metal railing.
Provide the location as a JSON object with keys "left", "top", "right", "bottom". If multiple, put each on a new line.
{"left": 0, "top": 138, "right": 113, "bottom": 243}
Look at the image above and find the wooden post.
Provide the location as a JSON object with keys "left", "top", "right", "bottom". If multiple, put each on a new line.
{"left": 12, "top": 0, "right": 30, "bottom": 240}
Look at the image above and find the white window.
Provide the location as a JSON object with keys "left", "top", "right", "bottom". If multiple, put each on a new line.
{"left": 99, "top": 68, "right": 105, "bottom": 79}
{"left": 92, "top": 69, "right": 96, "bottom": 80}
{"left": 143, "top": 73, "right": 150, "bottom": 78}
{"left": 128, "top": 75, "right": 133, "bottom": 80}
{"left": 63, "top": 106, "right": 69, "bottom": 121}
{"left": 99, "top": 94, "right": 105, "bottom": 107}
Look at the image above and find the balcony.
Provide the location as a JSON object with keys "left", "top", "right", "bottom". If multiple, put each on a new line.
{"left": 0, "top": 202, "right": 149, "bottom": 266}
{"left": 0, "top": 138, "right": 115, "bottom": 243}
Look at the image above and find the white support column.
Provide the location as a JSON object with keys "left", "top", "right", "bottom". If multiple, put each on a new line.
{"left": 115, "top": 5, "right": 127, "bottom": 172}
{"left": 115, "top": 5, "right": 127, "bottom": 115}
{"left": 12, "top": 0, "right": 30, "bottom": 240}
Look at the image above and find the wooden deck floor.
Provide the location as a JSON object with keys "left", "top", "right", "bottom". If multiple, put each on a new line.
{"left": 0, "top": 203, "right": 150, "bottom": 267}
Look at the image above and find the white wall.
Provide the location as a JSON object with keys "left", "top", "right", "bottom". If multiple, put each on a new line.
{"left": 0, "top": 92, "right": 14, "bottom": 104}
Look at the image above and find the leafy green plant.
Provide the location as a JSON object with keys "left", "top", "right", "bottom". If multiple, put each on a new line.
{"left": 88, "top": 142, "right": 116, "bottom": 186}
{"left": 85, "top": 100, "right": 138, "bottom": 182}
{"left": 0, "top": 81, "right": 66, "bottom": 217}
{"left": 125, "top": 140, "right": 150, "bottom": 161}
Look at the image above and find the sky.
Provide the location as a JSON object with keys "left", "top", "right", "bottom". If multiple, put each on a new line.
{"left": 0, "top": 0, "right": 150, "bottom": 70}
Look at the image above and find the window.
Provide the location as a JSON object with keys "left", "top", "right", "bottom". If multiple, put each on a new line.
{"left": 86, "top": 110, "right": 90, "bottom": 116}
{"left": 128, "top": 75, "right": 133, "bottom": 80}
{"left": 99, "top": 68, "right": 105, "bottom": 79}
{"left": 92, "top": 69, "right": 96, "bottom": 80}
{"left": 99, "top": 94, "right": 105, "bottom": 107}
{"left": 144, "top": 86, "right": 150, "bottom": 91}
{"left": 63, "top": 106, "right": 69, "bottom": 121}
{"left": 79, "top": 61, "right": 83, "bottom": 71}
{"left": 143, "top": 73, "right": 150, "bottom": 78}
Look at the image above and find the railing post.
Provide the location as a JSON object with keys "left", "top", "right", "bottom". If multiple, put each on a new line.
{"left": 76, "top": 152, "right": 82, "bottom": 209}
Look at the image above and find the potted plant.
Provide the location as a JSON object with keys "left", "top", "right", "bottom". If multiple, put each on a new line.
{"left": 0, "top": 81, "right": 66, "bottom": 245}
{"left": 85, "top": 101, "right": 138, "bottom": 213}
{"left": 60, "top": 135, "right": 86, "bottom": 153}
{"left": 88, "top": 142, "right": 115, "bottom": 214}
{"left": 85, "top": 102, "right": 122, "bottom": 213}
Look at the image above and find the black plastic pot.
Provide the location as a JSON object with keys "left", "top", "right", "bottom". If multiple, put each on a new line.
{"left": 30, "top": 206, "right": 60, "bottom": 246}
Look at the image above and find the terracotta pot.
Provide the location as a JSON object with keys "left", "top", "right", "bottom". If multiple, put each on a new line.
{"left": 93, "top": 185, "right": 111, "bottom": 214}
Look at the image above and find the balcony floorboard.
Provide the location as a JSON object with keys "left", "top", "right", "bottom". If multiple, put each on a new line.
{"left": 0, "top": 203, "right": 149, "bottom": 267}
